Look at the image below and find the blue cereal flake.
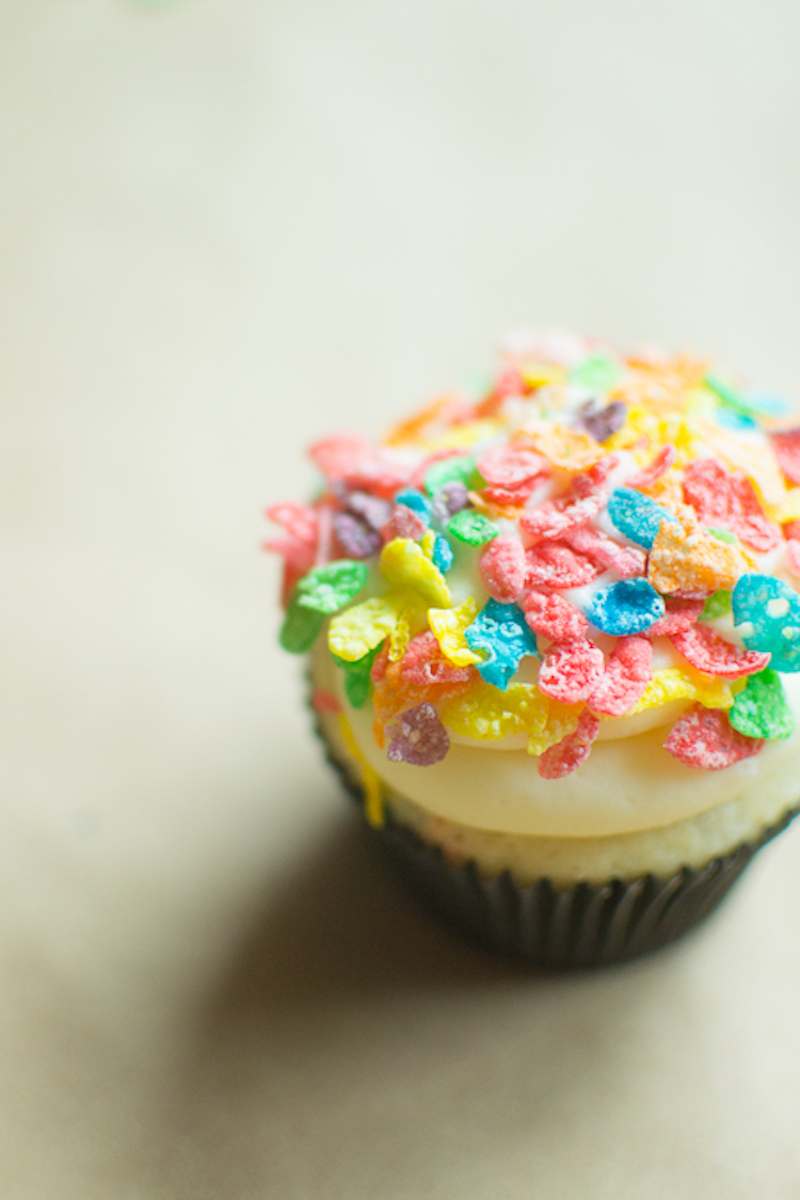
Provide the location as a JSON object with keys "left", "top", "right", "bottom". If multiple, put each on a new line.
{"left": 394, "top": 488, "right": 432, "bottom": 525}
{"left": 607, "top": 487, "right": 679, "bottom": 550}
{"left": 431, "top": 533, "right": 454, "bottom": 574}
{"left": 465, "top": 598, "right": 538, "bottom": 690}
{"left": 585, "top": 578, "right": 665, "bottom": 636}
{"left": 732, "top": 573, "right": 800, "bottom": 672}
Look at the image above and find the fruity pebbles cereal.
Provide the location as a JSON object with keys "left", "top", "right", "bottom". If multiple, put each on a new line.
{"left": 265, "top": 331, "right": 800, "bottom": 966}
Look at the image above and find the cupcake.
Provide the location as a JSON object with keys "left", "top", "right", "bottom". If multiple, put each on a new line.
{"left": 265, "top": 331, "right": 800, "bottom": 966}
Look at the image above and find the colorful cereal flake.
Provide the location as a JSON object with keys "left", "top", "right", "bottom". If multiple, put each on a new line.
{"left": 538, "top": 710, "right": 600, "bottom": 779}
{"left": 428, "top": 599, "right": 483, "bottom": 667}
{"left": 386, "top": 702, "right": 450, "bottom": 766}
{"left": 588, "top": 636, "right": 652, "bottom": 717}
{"left": 401, "top": 632, "right": 475, "bottom": 689}
{"left": 771, "top": 428, "right": 800, "bottom": 486}
{"left": 333, "top": 511, "right": 383, "bottom": 558}
{"left": 682, "top": 457, "right": 781, "bottom": 552}
{"left": 585, "top": 578, "right": 665, "bottom": 636}
{"left": 525, "top": 542, "right": 604, "bottom": 589}
{"left": 629, "top": 667, "right": 739, "bottom": 715}
{"left": 648, "top": 510, "right": 750, "bottom": 598}
{"left": 446, "top": 508, "right": 500, "bottom": 546}
{"left": 477, "top": 445, "right": 547, "bottom": 487}
{"left": 465, "top": 598, "right": 539, "bottom": 689}
{"left": 647, "top": 597, "right": 704, "bottom": 637}
{"left": 538, "top": 638, "right": 604, "bottom": 704}
{"left": 441, "top": 680, "right": 548, "bottom": 741}
{"left": 332, "top": 643, "right": 382, "bottom": 708}
{"left": 577, "top": 399, "right": 627, "bottom": 444}
{"left": 328, "top": 594, "right": 409, "bottom": 662}
{"left": 393, "top": 487, "right": 433, "bottom": 524}
{"left": 563, "top": 525, "right": 646, "bottom": 579}
{"left": 729, "top": 669, "right": 794, "bottom": 740}
{"left": 670, "top": 621, "right": 770, "bottom": 680}
{"left": 309, "top": 435, "right": 412, "bottom": 498}
{"left": 732, "top": 573, "right": 800, "bottom": 672}
{"left": 664, "top": 705, "right": 763, "bottom": 770}
{"left": 479, "top": 535, "right": 527, "bottom": 603}
{"left": 295, "top": 559, "right": 368, "bottom": 614}
{"left": 521, "top": 589, "right": 588, "bottom": 641}
{"left": 380, "top": 538, "right": 451, "bottom": 608}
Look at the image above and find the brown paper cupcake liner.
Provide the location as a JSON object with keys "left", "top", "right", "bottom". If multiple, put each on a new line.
{"left": 311, "top": 708, "right": 799, "bottom": 968}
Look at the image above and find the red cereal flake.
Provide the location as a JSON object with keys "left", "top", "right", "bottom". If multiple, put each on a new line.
{"left": 263, "top": 503, "right": 320, "bottom": 605}
{"left": 311, "top": 688, "right": 341, "bottom": 713}
{"left": 479, "top": 535, "right": 527, "bottom": 603}
{"left": 646, "top": 597, "right": 704, "bottom": 637}
{"left": 626, "top": 444, "right": 677, "bottom": 491}
{"left": 477, "top": 445, "right": 548, "bottom": 487}
{"left": 538, "top": 638, "right": 605, "bottom": 704}
{"left": 520, "top": 456, "right": 617, "bottom": 543}
{"left": 538, "top": 709, "right": 600, "bottom": 779}
{"left": 771, "top": 428, "right": 800, "bottom": 486}
{"left": 670, "top": 622, "right": 770, "bottom": 679}
{"left": 381, "top": 505, "right": 427, "bottom": 543}
{"left": 664, "top": 704, "right": 763, "bottom": 770}
{"left": 588, "top": 636, "right": 652, "bottom": 717}
{"left": 563, "top": 525, "right": 646, "bottom": 578}
{"left": 682, "top": 457, "right": 781, "bottom": 552}
{"left": 264, "top": 502, "right": 318, "bottom": 547}
{"left": 400, "top": 632, "right": 475, "bottom": 688}
{"left": 784, "top": 520, "right": 800, "bottom": 540}
{"left": 786, "top": 539, "right": 800, "bottom": 578}
{"left": 521, "top": 589, "right": 588, "bottom": 641}
{"left": 525, "top": 542, "right": 604, "bottom": 588}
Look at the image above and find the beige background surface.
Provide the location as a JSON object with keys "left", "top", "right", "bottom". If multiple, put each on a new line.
{"left": 2, "top": 0, "right": 800, "bottom": 1196}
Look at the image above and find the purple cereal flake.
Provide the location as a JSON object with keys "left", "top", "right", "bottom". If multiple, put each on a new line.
{"left": 386, "top": 702, "right": 450, "bottom": 766}
{"left": 578, "top": 399, "right": 627, "bottom": 443}
{"left": 332, "top": 511, "right": 382, "bottom": 559}
{"left": 432, "top": 481, "right": 470, "bottom": 521}
{"left": 346, "top": 490, "right": 393, "bottom": 531}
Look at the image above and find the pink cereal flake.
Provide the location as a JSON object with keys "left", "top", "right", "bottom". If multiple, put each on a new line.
{"left": 646, "top": 596, "right": 704, "bottom": 637}
{"left": 626, "top": 444, "right": 677, "bottom": 491}
{"left": 483, "top": 479, "right": 539, "bottom": 507}
{"left": 783, "top": 520, "right": 800, "bottom": 541}
{"left": 309, "top": 435, "right": 412, "bottom": 498}
{"left": 479, "top": 535, "right": 527, "bottom": 603}
{"left": 771, "top": 428, "right": 800, "bottom": 486}
{"left": 525, "top": 542, "right": 604, "bottom": 589}
{"left": 520, "top": 456, "right": 617, "bottom": 544}
{"left": 538, "top": 710, "right": 600, "bottom": 779}
{"left": 682, "top": 457, "right": 781, "bottom": 552}
{"left": 521, "top": 589, "right": 588, "bottom": 641}
{"left": 670, "top": 622, "right": 770, "bottom": 679}
{"left": 664, "top": 705, "right": 764, "bottom": 770}
{"left": 786, "top": 539, "right": 800, "bottom": 578}
{"left": 381, "top": 504, "right": 427, "bottom": 543}
{"left": 537, "top": 638, "right": 605, "bottom": 704}
{"left": 563, "top": 525, "right": 646, "bottom": 578}
{"left": 477, "top": 445, "right": 549, "bottom": 487}
{"left": 400, "top": 632, "right": 475, "bottom": 688}
{"left": 588, "top": 636, "right": 652, "bottom": 717}
{"left": 370, "top": 643, "right": 390, "bottom": 683}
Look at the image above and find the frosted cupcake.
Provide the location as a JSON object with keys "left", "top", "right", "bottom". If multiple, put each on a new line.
{"left": 266, "top": 331, "right": 800, "bottom": 965}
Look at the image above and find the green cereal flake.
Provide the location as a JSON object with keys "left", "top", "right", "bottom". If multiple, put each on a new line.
{"left": 568, "top": 353, "right": 622, "bottom": 394}
{"left": 425, "top": 455, "right": 481, "bottom": 495}
{"left": 700, "top": 589, "right": 732, "bottom": 621}
{"left": 729, "top": 669, "right": 794, "bottom": 740}
{"left": 332, "top": 644, "right": 381, "bottom": 709}
{"left": 296, "top": 560, "right": 368, "bottom": 614}
{"left": 706, "top": 527, "right": 737, "bottom": 545}
{"left": 279, "top": 599, "right": 325, "bottom": 654}
{"left": 446, "top": 509, "right": 500, "bottom": 546}
{"left": 704, "top": 373, "right": 764, "bottom": 420}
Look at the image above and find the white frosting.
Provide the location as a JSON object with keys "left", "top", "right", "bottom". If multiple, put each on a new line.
{"left": 314, "top": 646, "right": 800, "bottom": 840}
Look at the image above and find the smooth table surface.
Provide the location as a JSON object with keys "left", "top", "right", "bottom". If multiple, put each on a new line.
{"left": 3, "top": 1, "right": 800, "bottom": 1196}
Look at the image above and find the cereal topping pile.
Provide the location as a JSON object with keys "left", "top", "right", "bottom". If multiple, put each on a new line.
{"left": 266, "top": 331, "right": 800, "bottom": 779}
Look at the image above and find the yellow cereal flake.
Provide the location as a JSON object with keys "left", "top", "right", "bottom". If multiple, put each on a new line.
{"left": 441, "top": 681, "right": 547, "bottom": 741}
{"left": 776, "top": 488, "right": 800, "bottom": 523}
{"left": 380, "top": 538, "right": 451, "bottom": 608}
{"left": 521, "top": 421, "right": 605, "bottom": 471}
{"left": 428, "top": 599, "right": 482, "bottom": 667}
{"left": 337, "top": 712, "right": 384, "bottom": 827}
{"left": 648, "top": 509, "right": 750, "bottom": 597}
{"left": 628, "top": 667, "right": 741, "bottom": 715}
{"left": 419, "top": 529, "right": 437, "bottom": 559}
{"left": 525, "top": 698, "right": 583, "bottom": 755}
{"left": 328, "top": 594, "right": 406, "bottom": 662}
{"left": 427, "top": 418, "right": 503, "bottom": 451}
